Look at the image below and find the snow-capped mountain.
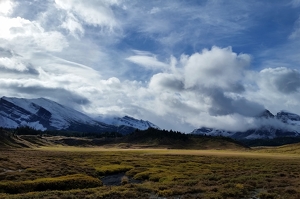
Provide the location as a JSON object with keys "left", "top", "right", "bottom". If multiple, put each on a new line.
{"left": 94, "top": 115, "right": 160, "bottom": 130}
{"left": 276, "top": 111, "right": 300, "bottom": 124}
{"left": 0, "top": 96, "right": 135, "bottom": 134}
{"left": 192, "top": 110, "right": 300, "bottom": 140}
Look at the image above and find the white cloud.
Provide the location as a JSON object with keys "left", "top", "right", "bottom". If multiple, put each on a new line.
{"left": 0, "top": 57, "right": 28, "bottom": 71}
{"left": 0, "top": 0, "right": 15, "bottom": 16}
{"left": 54, "top": 0, "right": 120, "bottom": 32}
{"left": 289, "top": 16, "right": 300, "bottom": 39}
{"left": 126, "top": 54, "right": 169, "bottom": 70}
{"left": 183, "top": 46, "right": 250, "bottom": 91}
{"left": 0, "top": 16, "right": 68, "bottom": 52}
{"left": 149, "top": 7, "right": 160, "bottom": 14}
{"left": 144, "top": 46, "right": 266, "bottom": 131}
{"left": 60, "top": 13, "right": 84, "bottom": 38}
{"left": 290, "top": 0, "right": 300, "bottom": 7}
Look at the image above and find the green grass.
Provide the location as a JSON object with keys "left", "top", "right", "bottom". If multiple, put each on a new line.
{"left": 1, "top": 148, "right": 300, "bottom": 198}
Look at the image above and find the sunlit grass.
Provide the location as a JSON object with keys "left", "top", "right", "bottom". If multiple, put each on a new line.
{"left": 1, "top": 147, "right": 300, "bottom": 198}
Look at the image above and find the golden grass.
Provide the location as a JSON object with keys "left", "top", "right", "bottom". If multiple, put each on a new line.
{"left": 1, "top": 146, "right": 300, "bottom": 198}
{"left": 36, "top": 146, "right": 300, "bottom": 159}
{"left": 254, "top": 142, "right": 300, "bottom": 154}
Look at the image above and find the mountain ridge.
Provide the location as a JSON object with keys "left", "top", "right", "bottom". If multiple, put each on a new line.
{"left": 0, "top": 96, "right": 158, "bottom": 134}
{"left": 94, "top": 115, "right": 160, "bottom": 130}
{"left": 192, "top": 109, "right": 300, "bottom": 140}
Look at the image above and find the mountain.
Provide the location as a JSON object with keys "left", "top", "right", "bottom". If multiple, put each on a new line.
{"left": 192, "top": 109, "right": 300, "bottom": 140}
{"left": 94, "top": 115, "right": 160, "bottom": 130}
{"left": 0, "top": 96, "right": 136, "bottom": 134}
{"left": 276, "top": 111, "right": 300, "bottom": 124}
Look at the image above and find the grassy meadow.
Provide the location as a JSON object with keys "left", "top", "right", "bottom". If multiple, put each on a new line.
{"left": 0, "top": 146, "right": 300, "bottom": 199}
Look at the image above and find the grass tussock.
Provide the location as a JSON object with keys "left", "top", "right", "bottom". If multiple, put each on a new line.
{"left": 95, "top": 165, "right": 133, "bottom": 176}
{"left": 0, "top": 174, "right": 102, "bottom": 193}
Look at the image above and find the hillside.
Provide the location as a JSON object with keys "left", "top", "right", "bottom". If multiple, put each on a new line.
{"left": 255, "top": 142, "right": 300, "bottom": 154}
{"left": 0, "top": 129, "right": 31, "bottom": 148}
{"left": 0, "top": 128, "right": 247, "bottom": 150}
{"left": 122, "top": 128, "right": 247, "bottom": 150}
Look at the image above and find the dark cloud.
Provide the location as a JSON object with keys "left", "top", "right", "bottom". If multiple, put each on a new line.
{"left": 0, "top": 64, "right": 39, "bottom": 75}
{"left": 206, "top": 88, "right": 265, "bottom": 117}
{"left": 228, "top": 82, "right": 245, "bottom": 93}
{"left": 259, "top": 67, "right": 300, "bottom": 95}
{"left": 149, "top": 73, "right": 184, "bottom": 91}
{"left": 11, "top": 85, "right": 90, "bottom": 106}
{"left": 274, "top": 69, "right": 300, "bottom": 94}
{"left": 160, "top": 79, "right": 184, "bottom": 91}
{"left": 0, "top": 47, "right": 13, "bottom": 58}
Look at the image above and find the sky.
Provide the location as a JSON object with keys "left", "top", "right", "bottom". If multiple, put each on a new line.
{"left": 1, "top": 0, "right": 300, "bottom": 132}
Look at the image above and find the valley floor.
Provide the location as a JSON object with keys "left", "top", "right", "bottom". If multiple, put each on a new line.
{"left": 1, "top": 146, "right": 300, "bottom": 199}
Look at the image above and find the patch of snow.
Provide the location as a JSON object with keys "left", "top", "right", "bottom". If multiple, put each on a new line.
{"left": 0, "top": 115, "right": 18, "bottom": 128}
{"left": 0, "top": 96, "right": 101, "bottom": 130}
{"left": 95, "top": 115, "right": 160, "bottom": 130}
{"left": 31, "top": 98, "right": 98, "bottom": 127}
{"left": 20, "top": 121, "right": 46, "bottom": 131}
{"left": 2, "top": 97, "right": 40, "bottom": 114}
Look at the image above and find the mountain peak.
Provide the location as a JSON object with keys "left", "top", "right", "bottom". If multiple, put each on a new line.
{"left": 258, "top": 109, "right": 274, "bottom": 118}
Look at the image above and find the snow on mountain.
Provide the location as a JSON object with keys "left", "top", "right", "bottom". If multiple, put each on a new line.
{"left": 0, "top": 115, "right": 18, "bottom": 129}
{"left": 30, "top": 97, "right": 100, "bottom": 129}
{"left": 94, "top": 115, "right": 160, "bottom": 130}
{"left": 191, "top": 127, "right": 234, "bottom": 137}
{"left": 0, "top": 96, "right": 136, "bottom": 134}
{"left": 276, "top": 111, "right": 300, "bottom": 124}
{"left": 192, "top": 110, "right": 300, "bottom": 140}
{"left": 0, "top": 96, "right": 100, "bottom": 130}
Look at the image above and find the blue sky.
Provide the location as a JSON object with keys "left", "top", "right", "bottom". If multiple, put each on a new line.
{"left": 1, "top": 0, "right": 300, "bottom": 132}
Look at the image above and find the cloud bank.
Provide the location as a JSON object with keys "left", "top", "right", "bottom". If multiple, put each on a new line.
{"left": 1, "top": 0, "right": 300, "bottom": 132}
